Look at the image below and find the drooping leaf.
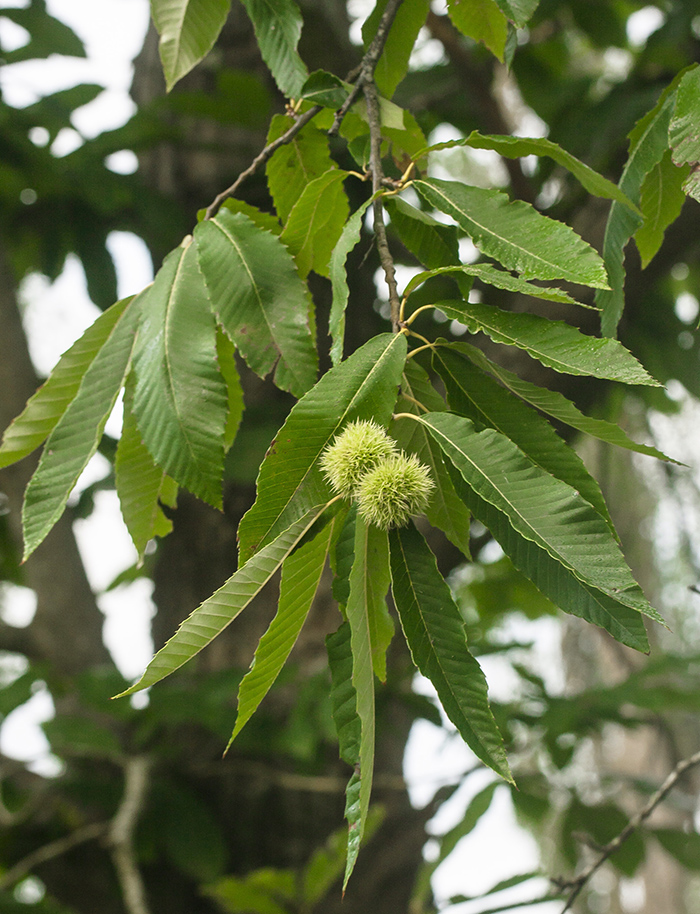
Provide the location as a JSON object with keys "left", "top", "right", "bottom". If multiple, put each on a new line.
{"left": 236, "top": 333, "right": 407, "bottom": 565}
{"left": 115, "top": 389, "right": 178, "bottom": 561}
{"left": 653, "top": 828, "right": 700, "bottom": 871}
{"left": 597, "top": 85, "right": 677, "bottom": 336}
{"left": 415, "top": 178, "right": 609, "bottom": 288}
{"left": 22, "top": 299, "right": 139, "bottom": 559}
{"left": 493, "top": 0, "right": 540, "bottom": 27}
{"left": 420, "top": 132, "right": 639, "bottom": 213}
{"left": 361, "top": 0, "right": 431, "bottom": 98}
{"left": 359, "top": 522, "right": 393, "bottom": 682}
{"left": 266, "top": 117, "right": 335, "bottom": 224}
{"left": 390, "top": 360, "right": 471, "bottom": 557}
{"left": 132, "top": 238, "right": 227, "bottom": 508}
{"left": 117, "top": 502, "right": 332, "bottom": 697}
{"left": 433, "top": 346, "right": 615, "bottom": 531}
{"left": 389, "top": 523, "right": 512, "bottom": 780}
{"left": 240, "top": 0, "right": 308, "bottom": 98}
{"left": 448, "top": 340, "right": 676, "bottom": 463}
{"left": 0, "top": 297, "right": 132, "bottom": 470}
{"left": 328, "top": 198, "right": 373, "bottom": 366}
{"left": 669, "top": 65, "right": 700, "bottom": 169}
{"left": 385, "top": 196, "right": 461, "bottom": 270}
{"left": 227, "top": 519, "right": 332, "bottom": 747}
{"left": 436, "top": 302, "right": 659, "bottom": 385}
{"left": 446, "top": 0, "right": 509, "bottom": 61}
{"left": 327, "top": 621, "right": 361, "bottom": 767}
{"left": 634, "top": 150, "right": 690, "bottom": 267}
{"left": 331, "top": 506, "right": 356, "bottom": 608}
{"left": 216, "top": 328, "right": 245, "bottom": 452}
{"left": 195, "top": 209, "right": 318, "bottom": 398}
{"left": 280, "top": 169, "right": 349, "bottom": 278}
{"left": 151, "top": 0, "right": 231, "bottom": 91}
{"left": 410, "top": 411, "right": 662, "bottom": 625}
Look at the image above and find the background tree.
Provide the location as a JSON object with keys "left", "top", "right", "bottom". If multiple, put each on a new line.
{"left": 1, "top": 2, "right": 700, "bottom": 914}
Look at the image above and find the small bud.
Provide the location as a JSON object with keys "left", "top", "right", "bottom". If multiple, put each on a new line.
{"left": 320, "top": 419, "right": 397, "bottom": 498}
{"left": 356, "top": 453, "right": 434, "bottom": 530}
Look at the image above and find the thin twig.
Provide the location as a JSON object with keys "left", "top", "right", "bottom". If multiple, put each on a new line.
{"left": 0, "top": 821, "right": 108, "bottom": 890}
{"left": 203, "top": 106, "right": 322, "bottom": 219}
{"left": 109, "top": 756, "right": 152, "bottom": 914}
{"left": 554, "top": 748, "right": 700, "bottom": 912}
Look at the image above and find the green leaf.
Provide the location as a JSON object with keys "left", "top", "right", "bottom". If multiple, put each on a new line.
{"left": 42, "top": 715, "right": 121, "bottom": 759}
{"left": 116, "top": 502, "right": 332, "bottom": 697}
{"left": 597, "top": 86, "right": 676, "bottom": 336}
{"left": 240, "top": 0, "right": 308, "bottom": 98}
{"left": 436, "top": 301, "right": 659, "bottom": 385}
{"left": 386, "top": 196, "right": 462, "bottom": 269}
{"left": 0, "top": 297, "right": 132, "bottom": 470}
{"left": 433, "top": 346, "right": 614, "bottom": 531}
{"left": 301, "top": 70, "right": 352, "bottom": 108}
{"left": 669, "top": 65, "right": 700, "bottom": 169}
{"left": 653, "top": 828, "right": 700, "bottom": 871}
{"left": 389, "top": 523, "right": 511, "bottom": 780}
{"left": 132, "top": 238, "right": 227, "bottom": 508}
{"left": 493, "top": 0, "right": 539, "bottom": 27}
{"left": 205, "top": 871, "right": 294, "bottom": 914}
{"left": 280, "top": 169, "right": 349, "bottom": 278}
{"left": 447, "top": 459, "right": 650, "bottom": 651}
{"left": 411, "top": 411, "right": 662, "bottom": 626}
{"left": 446, "top": 0, "right": 508, "bottom": 61}
{"left": 22, "top": 299, "right": 139, "bottom": 560}
{"left": 634, "top": 150, "right": 690, "bottom": 267}
{"left": 236, "top": 332, "right": 407, "bottom": 565}
{"left": 390, "top": 360, "right": 471, "bottom": 557}
{"left": 115, "top": 391, "right": 178, "bottom": 561}
{"left": 449, "top": 340, "right": 675, "bottom": 463}
{"left": 266, "top": 117, "right": 335, "bottom": 224}
{"left": 216, "top": 328, "right": 245, "bottom": 452}
{"left": 151, "top": 0, "right": 231, "bottom": 91}
{"left": 227, "top": 520, "right": 332, "bottom": 746}
{"left": 362, "top": 0, "right": 431, "bottom": 97}
{"left": 419, "top": 131, "right": 640, "bottom": 213}
{"left": 328, "top": 198, "right": 373, "bottom": 366}
{"left": 415, "top": 178, "right": 609, "bottom": 288}
{"left": 358, "top": 522, "right": 393, "bottom": 682}
{"left": 327, "top": 621, "right": 362, "bottom": 767}
{"left": 0, "top": 3, "right": 85, "bottom": 62}
{"left": 195, "top": 209, "right": 318, "bottom": 398}
{"left": 331, "top": 506, "right": 356, "bottom": 608}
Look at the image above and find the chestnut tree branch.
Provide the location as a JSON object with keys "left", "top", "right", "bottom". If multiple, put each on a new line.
{"left": 108, "top": 756, "right": 153, "bottom": 914}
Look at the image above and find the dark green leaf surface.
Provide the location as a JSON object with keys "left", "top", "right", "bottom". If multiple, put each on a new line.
{"left": 240, "top": 0, "right": 308, "bottom": 97}
{"left": 415, "top": 178, "right": 609, "bottom": 288}
{"left": 386, "top": 197, "right": 461, "bottom": 269}
{"left": 195, "top": 209, "right": 318, "bottom": 398}
{"left": 446, "top": 0, "right": 508, "bottom": 61}
{"left": 216, "top": 328, "right": 245, "bottom": 452}
{"left": 266, "top": 117, "right": 335, "bottom": 224}
{"left": 132, "top": 239, "right": 227, "bottom": 508}
{"left": 362, "top": 0, "right": 430, "bottom": 98}
{"left": 437, "top": 302, "right": 659, "bottom": 385}
{"left": 300, "top": 71, "right": 351, "bottom": 108}
{"left": 237, "top": 333, "right": 407, "bottom": 564}
{"left": 634, "top": 150, "right": 689, "bottom": 268}
{"left": 22, "top": 298, "right": 139, "bottom": 559}
{"left": 389, "top": 523, "right": 511, "bottom": 780}
{"left": 654, "top": 828, "right": 700, "bottom": 871}
{"left": 280, "top": 169, "right": 349, "bottom": 278}
{"left": 151, "top": 0, "right": 231, "bottom": 90}
{"left": 493, "top": 0, "right": 539, "bottom": 27}
{"left": 0, "top": 297, "right": 132, "bottom": 470}
{"left": 327, "top": 621, "right": 361, "bottom": 767}
{"left": 328, "top": 198, "right": 373, "bottom": 366}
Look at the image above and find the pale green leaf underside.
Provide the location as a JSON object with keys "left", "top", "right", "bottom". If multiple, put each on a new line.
{"left": 389, "top": 523, "right": 511, "bottom": 780}
{"left": 437, "top": 301, "right": 659, "bottom": 386}
{"left": 117, "top": 502, "right": 331, "bottom": 697}
{"left": 237, "top": 332, "right": 407, "bottom": 565}
{"left": 240, "top": 0, "right": 308, "bottom": 98}
{"left": 132, "top": 239, "right": 227, "bottom": 508}
{"left": 415, "top": 178, "right": 609, "bottom": 288}
{"left": 0, "top": 296, "right": 131, "bottom": 470}
{"left": 228, "top": 520, "right": 333, "bottom": 746}
{"left": 23, "top": 298, "right": 139, "bottom": 559}
{"left": 449, "top": 340, "right": 676, "bottom": 463}
{"left": 329, "top": 198, "right": 373, "bottom": 366}
{"left": 414, "top": 412, "right": 662, "bottom": 624}
{"left": 280, "top": 169, "right": 349, "bottom": 278}
{"left": 196, "top": 209, "right": 318, "bottom": 399}
{"left": 151, "top": 0, "right": 230, "bottom": 91}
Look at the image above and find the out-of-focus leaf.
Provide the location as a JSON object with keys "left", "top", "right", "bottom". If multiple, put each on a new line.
{"left": 240, "top": 0, "right": 308, "bottom": 97}
{"left": 634, "top": 150, "right": 689, "bottom": 267}
{"left": 446, "top": 0, "right": 508, "bottom": 61}
{"left": 151, "top": 0, "right": 231, "bottom": 91}
{"left": 654, "top": 828, "right": 700, "bottom": 871}
{"left": 328, "top": 198, "right": 373, "bottom": 366}
{"left": 362, "top": 0, "right": 430, "bottom": 97}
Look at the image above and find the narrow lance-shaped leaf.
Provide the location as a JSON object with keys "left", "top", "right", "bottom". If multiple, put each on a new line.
{"left": 634, "top": 150, "right": 689, "bottom": 267}
{"left": 22, "top": 298, "right": 140, "bottom": 559}
{"left": 446, "top": 463, "right": 650, "bottom": 651}
{"left": 361, "top": 0, "right": 430, "bottom": 98}
{"left": 390, "top": 359, "right": 471, "bottom": 557}
{"left": 216, "top": 328, "right": 244, "bottom": 452}
{"left": 447, "top": 340, "right": 676, "bottom": 463}
{"left": 432, "top": 346, "right": 615, "bottom": 532}
{"left": 237, "top": 332, "right": 407, "bottom": 565}
{"left": 227, "top": 519, "right": 333, "bottom": 748}
{"left": 132, "top": 237, "right": 228, "bottom": 508}
{"left": 195, "top": 209, "right": 318, "bottom": 398}
{"left": 240, "top": 0, "right": 308, "bottom": 98}
{"left": 411, "top": 411, "right": 663, "bottom": 624}
{"left": 415, "top": 177, "right": 609, "bottom": 288}
{"left": 328, "top": 198, "right": 373, "bottom": 366}
{"left": 436, "top": 301, "right": 660, "bottom": 386}
{"left": 0, "top": 296, "right": 132, "bottom": 470}
{"left": 151, "top": 0, "right": 231, "bottom": 91}
{"left": 418, "top": 132, "right": 640, "bottom": 213}
{"left": 116, "top": 502, "right": 333, "bottom": 698}
{"left": 280, "top": 169, "right": 349, "bottom": 278}
{"left": 389, "top": 523, "right": 512, "bottom": 781}
{"left": 669, "top": 65, "right": 700, "bottom": 169}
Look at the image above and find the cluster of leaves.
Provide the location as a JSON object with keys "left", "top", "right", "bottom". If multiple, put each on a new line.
{"left": 2, "top": 0, "right": 700, "bottom": 894}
